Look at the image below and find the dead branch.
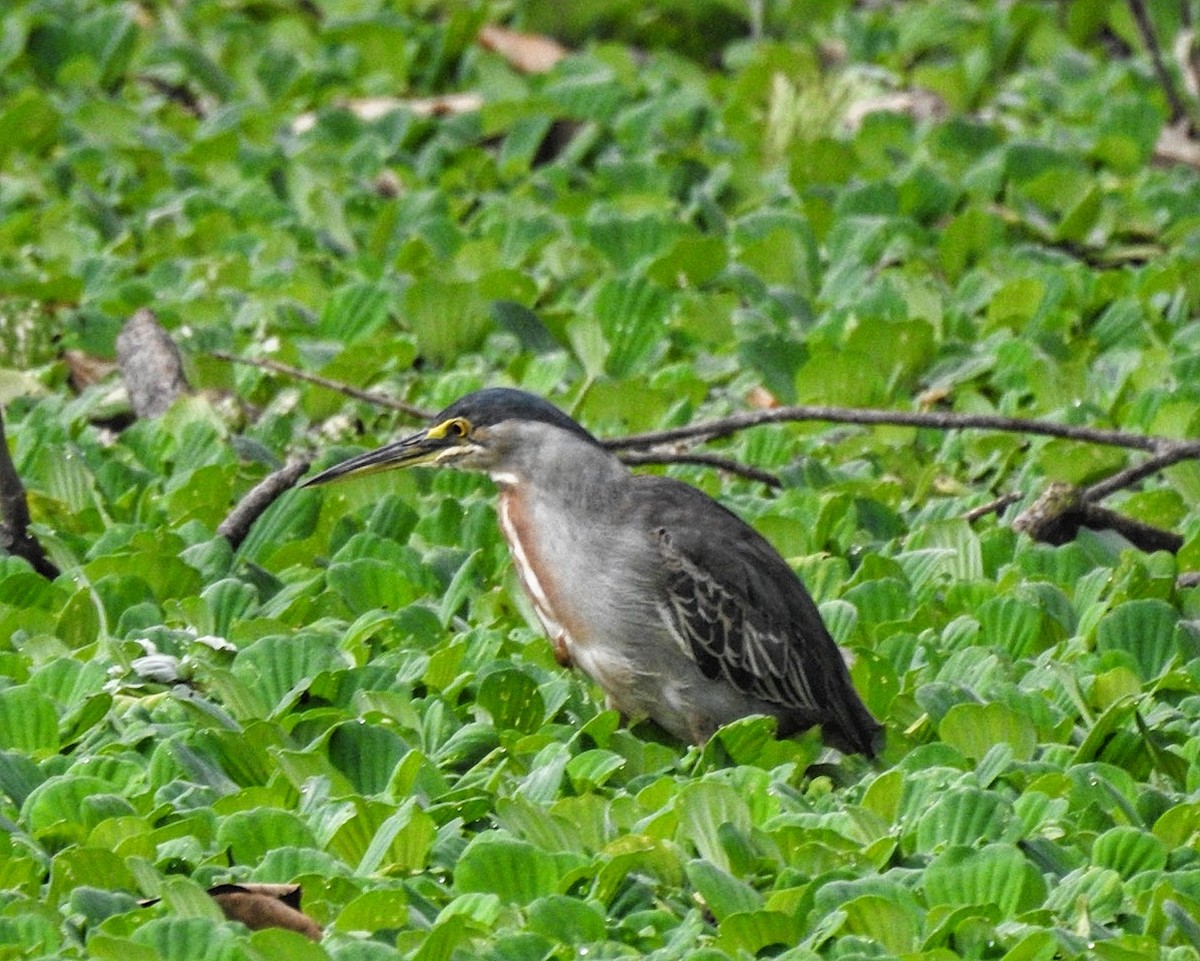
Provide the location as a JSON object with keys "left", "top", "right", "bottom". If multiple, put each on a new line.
{"left": 0, "top": 409, "right": 60, "bottom": 579}
{"left": 1082, "top": 439, "right": 1200, "bottom": 501}
{"left": 116, "top": 309, "right": 190, "bottom": 418}
{"left": 217, "top": 458, "right": 313, "bottom": 550}
{"left": 962, "top": 492, "right": 1021, "bottom": 523}
{"left": 1012, "top": 481, "right": 1183, "bottom": 553}
{"left": 211, "top": 351, "right": 432, "bottom": 420}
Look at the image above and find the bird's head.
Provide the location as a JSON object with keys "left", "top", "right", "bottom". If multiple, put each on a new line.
{"left": 302, "top": 387, "right": 601, "bottom": 487}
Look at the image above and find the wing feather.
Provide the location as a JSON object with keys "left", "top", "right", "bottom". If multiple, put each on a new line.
{"left": 653, "top": 516, "right": 824, "bottom": 715}
{"left": 624, "top": 475, "right": 888, "bottom": 753}
{"left": 628, "top": 474, "right": 881, "bottom": 755}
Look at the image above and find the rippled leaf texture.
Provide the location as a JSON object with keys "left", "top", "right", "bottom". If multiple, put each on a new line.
{"left": 453, "top": 835, "right": 560, "bottom": 904}
{"left": 923, "top": 844, "right": 1047, "bottom": 916}
{"left": 1095, "top": 599, "right": 1182, "bottom": 681}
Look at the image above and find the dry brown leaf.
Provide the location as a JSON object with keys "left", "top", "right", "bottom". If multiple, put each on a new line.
{"left": 208, "top": 883, "right": 322, "bottom": 941}
{"left": 477, "top": 24, "right": 568, "bottom": 74}
{"left": 915, "top": 385, "right": 950, "bottom": 410}
{"left": 746, "top": 386, "right": 779, "bottom": 410}
{"left": 63, "top": 350, "right": 116, "bottom": 391}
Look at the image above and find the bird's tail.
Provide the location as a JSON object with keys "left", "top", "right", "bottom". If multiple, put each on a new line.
{"left": 825, "top": 704, "right": 884, "bottom": 757}
{"left": 822, "top": 671, "right": 884, "bottom": 757}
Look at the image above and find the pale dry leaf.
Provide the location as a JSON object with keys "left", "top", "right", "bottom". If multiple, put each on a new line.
{"left": 478, "top": 24, "right": 568, "bottom": 74}
{"left": 1155, "top": 119, "right": 1200, "bottom": 169}
{"left": 843, "top": 88, "right": 947, "bottom": 133}
{"left": 292, "top": 92, "right": 484, "bottom": 135}
{"left": 746, "top": 386, "right": 779, "bottom": 410}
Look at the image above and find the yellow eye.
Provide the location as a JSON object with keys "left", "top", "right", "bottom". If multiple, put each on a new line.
{"left": 444, "top": 418, "right": 469, "bottom": 438}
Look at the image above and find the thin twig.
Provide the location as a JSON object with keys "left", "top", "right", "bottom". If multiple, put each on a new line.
{"left": 1083, "top": 440, "right": 1200, "bottom": 501}
{"left": 962, "top": 492, "right": 1022, "bottom": 522}
{"left": 619, "top": 450, "right": 782, "bottom": 488}
{"left": 217, "top": 458, "right": 313, "bottom": 551}
{"left": 219, "top": 347, "right": 1198, "bottom": 509}
{"left": 139, "top": 74, "right": 207, "bottom": 118}
{"left": 1128, "top": 0, "right": 1194, "bottom": 128}
{"left": 211, "top": 351, "right": 432, "bottom": 419}
{"left": 0, "top": 409, "right": 60, "bottom": 579}
{"left": 606, "top": 405, "right": 1165, "bottom": 454}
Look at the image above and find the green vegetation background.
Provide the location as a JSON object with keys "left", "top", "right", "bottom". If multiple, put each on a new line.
{"left": 2, "top": 1, "right": 1200, "bottom": 959}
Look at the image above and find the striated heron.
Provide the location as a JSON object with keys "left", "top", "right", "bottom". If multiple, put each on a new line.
{"left": 304, "top": 388, "right": 882, "bottom": 755}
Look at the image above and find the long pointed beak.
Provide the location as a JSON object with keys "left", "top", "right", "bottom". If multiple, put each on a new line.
{"left": 302, "top": 428, "right": 453, "bottom": 487}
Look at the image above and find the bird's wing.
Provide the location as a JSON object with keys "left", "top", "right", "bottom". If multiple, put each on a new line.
{"left": 633, "top": 476, "right": 843, "bottom": 716}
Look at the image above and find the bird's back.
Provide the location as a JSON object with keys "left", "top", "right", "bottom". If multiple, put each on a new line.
{"left": 625, "top": 475, "right": 883, "bottom": 756}
{"left": 491, "top": 422, "right": 881, "bottom": 755}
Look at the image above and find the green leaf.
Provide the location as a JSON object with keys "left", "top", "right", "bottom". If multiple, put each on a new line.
{"left": 526, "top": 895, "right": 607, "bottom": 944}
{"left": 591, "top": 277, "right": 672, "bottom": 377}
{"left": 0, "top": 88, "right": 59, "bottom": 162}
{"left": 923, "top": 843, "right": 1046, "bottom": 916}
{"left": 200, "top": 578, "right": 259, "bottom": 637}
{"left": 320, "top": 281, "right": 391, "bottom": 342}
{"left": 232, "top": 632, "right": 348, "bottom": 714}
{"left": 1153, "top": 802, "right": 1200, "bottom": 849}
{"left": 1095, "top": 599, "right": 1181, "bottom": 680}
{"left": 939, "top": 702, "right": 1038, "bottom": 761}
{"left": 716, "top": 910, "right": 803, "bottom": 956}
{"left": 217, "top": 808, "right": 319, "bottom": 864}
{"left": 565, "top": 749, "right": 626, "bottom": 792}
{"left": 475, "top": 668, "right": 545, "bottom": 733}
{"left": 453, "top": 834, "right": 560, "bottom": 904}
{"left": 0, "top": 749, "right": 45, "bottom": 807}
{"left": 977, "top": 595, "right": 1047, "bottom": 658}
{"left": 840, "top": 894, "right": 921, "bottom": 954}
{"left": 327, "top": 722, "right": 409, "bottom": 796}
{"left": 335, "top": 887, "right": 409, "bottom": 934}
{"left": 587, "top": 211, "right": 677, "bottom": 270}
{"left": 157, "top": 876, "right": 225, "bottom": 922}
{"left": 647, "top": 234, "right": 729, "bottom": 287}
{"left": 0, "top": 685, "right": 58, "bottom": 755}
{"left": 439, "top": 548, "right": 482, "bottom": 627}
{"left": 326, "top": 558, "right": 424, "bottom": 615}
{"left": 405, "top": 278, "right": 489, "bottom": 364}
{"left": 358, "top": 798, "right": 436, "bottom": 875}
{"left": 906, "top": 520, "right": 983, "bottom": 581}
{"left": 23, "top": 776, "right": 133, "bottom": 840}
{"left": 1091, "top": 826, "right": 1167, "bottom": 878}
{"left": 676, "top": 782, "right": 752, "bottom": 873}
{"left": 131, "top": 917, "right": 240, "bottom": 961}
{"left": 1044, "top": 867, "right": 1124, "bottom": 923}
{"left": 914, "top": 786, "right": 1010, "bottom": 852}
{"left": 686, "top": 860, "right": 762, "bottom": 921}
